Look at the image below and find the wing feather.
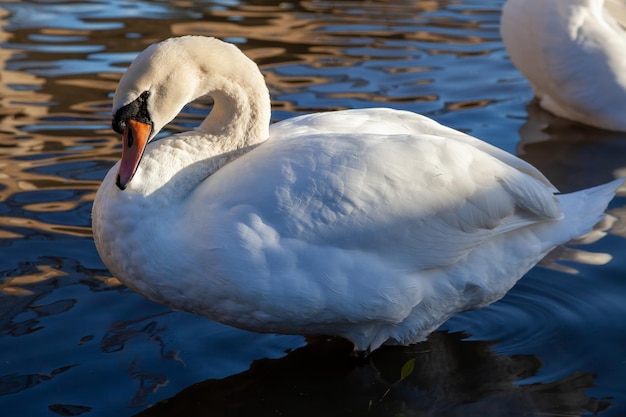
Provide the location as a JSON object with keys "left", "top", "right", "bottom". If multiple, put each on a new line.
{"left": 193, "top": 110, "right": 561, "bottom": 271}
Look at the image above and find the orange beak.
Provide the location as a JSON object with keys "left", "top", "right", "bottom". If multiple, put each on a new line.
{"left": 116, "top": 119, "right": 152, "bottom": 190}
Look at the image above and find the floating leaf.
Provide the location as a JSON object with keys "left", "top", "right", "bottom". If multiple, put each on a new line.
{"left": 400, "top": 358, "right": 416, "bottom": 381}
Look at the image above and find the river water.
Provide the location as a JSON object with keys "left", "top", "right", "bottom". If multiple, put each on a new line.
{"left": 1, "top": 1, "right": 626, "bottom": 416}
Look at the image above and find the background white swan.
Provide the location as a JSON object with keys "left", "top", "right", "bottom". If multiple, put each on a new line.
{"left": 500, "top": 0, "right": 626, "bottom": 132}
{"left": 91, "top": 36, "right": 622, "bottom": 355}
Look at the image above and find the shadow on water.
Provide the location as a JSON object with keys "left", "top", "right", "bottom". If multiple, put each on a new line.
{"left": 134, "top": 332, "right": 609, "bottom": 417}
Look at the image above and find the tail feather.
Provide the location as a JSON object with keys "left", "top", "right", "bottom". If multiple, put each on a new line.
{"left": 554, "top": 178, "right": 624, "bottom": 243}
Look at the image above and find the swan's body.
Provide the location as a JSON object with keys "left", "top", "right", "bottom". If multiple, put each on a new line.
{"left": 501, "top": 0, "right": 626, "bottom": 132}
{"left": 92, "top": 36, "right": 622, "bottom": 353}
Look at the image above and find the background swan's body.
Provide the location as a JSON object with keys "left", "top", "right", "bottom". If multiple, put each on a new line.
{"left": 500, "top": 0, "right": 626, "bottom": 132}
{"left": 92, "top": 36, "right": 622, "bottom": 353}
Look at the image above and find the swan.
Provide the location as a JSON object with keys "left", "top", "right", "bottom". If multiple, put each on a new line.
{"left": 92, "top": 36, "right": 622, "bottom": 355}
{"left": 500, "top": 0, "right": 626, "bottom": 132}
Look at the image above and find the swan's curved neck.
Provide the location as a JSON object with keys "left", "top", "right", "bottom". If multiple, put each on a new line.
{"left": 197, "top": 82, "right": 270, "bottom": 148}
{"left": 115, "top": 37, "right": 272, "bottom": 199}
{"left": 157, "top": 74, "right": 270, "bottom": 199}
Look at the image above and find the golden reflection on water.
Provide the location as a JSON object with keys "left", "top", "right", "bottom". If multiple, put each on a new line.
{"left": 0, "top": 265, "right": 67, "bottom": 296}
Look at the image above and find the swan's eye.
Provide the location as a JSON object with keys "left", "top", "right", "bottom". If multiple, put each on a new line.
{"left": 112, "top": 90, "right": 152, "bottom": 134}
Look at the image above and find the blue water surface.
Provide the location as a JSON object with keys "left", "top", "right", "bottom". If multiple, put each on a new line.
{"left": 1, "top": 1, "right": 625, "bottom": 416}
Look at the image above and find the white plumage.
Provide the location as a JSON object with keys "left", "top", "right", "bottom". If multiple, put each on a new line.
{"left": 501, "top": 0, "right": 626, "bottom": 132}
{"left": 91, "top": 36, "right": 622, "bottom": 354}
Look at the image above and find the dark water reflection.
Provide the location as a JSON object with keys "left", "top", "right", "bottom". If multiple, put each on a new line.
{"left": 135, "top": 333, "right": 609, "bottom": 417}
{"left": 516, "top": 100, "right": 626, "bottom": 192}
{"left": 0, "top": 1, "right": 625, "bottom": 416}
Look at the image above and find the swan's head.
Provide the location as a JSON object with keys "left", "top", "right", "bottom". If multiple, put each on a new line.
{"left": 111, "top": 36, "right": 264, "bottom": 190}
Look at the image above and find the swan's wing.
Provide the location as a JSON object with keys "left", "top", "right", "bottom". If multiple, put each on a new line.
{"left": 271, "top": 109, "right": 558, "bottom": 191}
{"left": 190, "top": 110, "right": 561, "bottom": 272}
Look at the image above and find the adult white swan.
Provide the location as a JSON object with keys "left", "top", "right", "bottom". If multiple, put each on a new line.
{"left": 500, "top": 0, "right": 626, "bottom": 132}
{"left": 92, "top": 36, "right": 622, "bottom": 355}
